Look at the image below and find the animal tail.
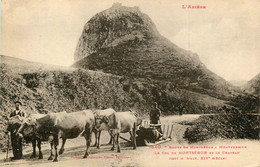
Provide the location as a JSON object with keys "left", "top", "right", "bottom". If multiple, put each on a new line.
{"left": 133, "top": 122, "right": 136, "bottom": 133}
{"left": 133, "top": 122, "right": 137, "bottom": 149}
{"left": 80, "top": 130, "right": 86, "bottom": 137}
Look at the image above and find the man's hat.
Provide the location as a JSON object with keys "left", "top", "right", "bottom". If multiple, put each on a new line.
{"left": 14, "top": 101, "right": 22, "bottom": 105}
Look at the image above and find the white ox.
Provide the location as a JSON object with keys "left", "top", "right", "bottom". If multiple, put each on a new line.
{"left": 95, "top": 111, "right": 141, "bottom": 152}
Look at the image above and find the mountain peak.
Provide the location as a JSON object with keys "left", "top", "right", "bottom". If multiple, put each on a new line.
{"left": 74, "top": 4, "right": 159, "bottom": 62}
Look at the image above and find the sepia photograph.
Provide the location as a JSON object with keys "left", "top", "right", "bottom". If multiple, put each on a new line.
{"left": 0, "top": 0, "right": 259, "bottom": 166}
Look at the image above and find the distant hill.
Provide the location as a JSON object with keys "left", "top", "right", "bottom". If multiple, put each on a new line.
{"left": 73, "top": 3, "right": 237, "bottom": 100}
{"left": 0, "top": 55, "right": 74, "bottom": 74}
{"left": 229, "top": 80, "right": 247, "bottom": 87}
{"left": 243, "top": 73, "right": 260, "bottom": 96}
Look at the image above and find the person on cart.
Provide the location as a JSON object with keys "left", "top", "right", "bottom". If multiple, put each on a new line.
{"left": 150, "top": 102, "right": 163, "bottom": 134}
{"left": 150, "top": 102, "right": 161, "bottom": 124}
{"left": 8, "top": 101, "right": 27, "bottom": 160}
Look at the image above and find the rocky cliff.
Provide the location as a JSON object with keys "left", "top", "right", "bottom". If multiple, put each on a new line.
{"left": 74, "top": 3, "right": 160, "bottom": 62}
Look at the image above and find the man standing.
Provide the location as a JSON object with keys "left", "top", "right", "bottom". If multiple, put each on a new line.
{"left": 150, "top": 102, "right": 161, "bottom": 124}
{"left": 8, "top": 101, "right": 27, "bottom": 160}
{"left": 149, "top": 102, "right": 163, "bottom": 135}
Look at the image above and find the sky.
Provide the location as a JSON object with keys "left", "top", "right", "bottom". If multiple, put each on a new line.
{"left": 1, "top": 0, "right": 259, "bottom": 81}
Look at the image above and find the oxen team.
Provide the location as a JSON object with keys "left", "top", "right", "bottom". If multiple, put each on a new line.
{"left": 8, "top": 108, "right": 141, "bottom": 162}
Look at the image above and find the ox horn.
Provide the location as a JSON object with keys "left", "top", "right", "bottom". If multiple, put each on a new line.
{"left": 18, "top": 116, "right": 23, "bottom": 121}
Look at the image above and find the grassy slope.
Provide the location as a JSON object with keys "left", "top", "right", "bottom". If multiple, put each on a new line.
{"left": 73, "top": 37, "right": 236, "bottom": 101}
{"left": 0, "top": 55, "right": 227, "bottom": 148}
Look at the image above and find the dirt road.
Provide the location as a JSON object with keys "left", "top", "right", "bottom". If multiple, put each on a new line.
{"left": 1, "top": 114, "right": 259, "bottom": 167}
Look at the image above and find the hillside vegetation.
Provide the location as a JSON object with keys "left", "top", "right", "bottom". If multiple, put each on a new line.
{"left": 1, "top": 55, "right": 226, "bottom": 116}
{"left": 184, "top": 111, "right": 259, "bottom": 143}
{"left": 0, "top": 55, "right": 227, "bottom": 148}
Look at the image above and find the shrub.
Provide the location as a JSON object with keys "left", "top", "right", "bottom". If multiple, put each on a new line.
{"left": 22, "top": 73, "right": 42, "bottom": 89}
{"left": 184, "top": 110, "right": 259, "bottom": 143}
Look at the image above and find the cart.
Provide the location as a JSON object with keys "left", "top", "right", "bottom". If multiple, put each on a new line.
{"left": 119, "top": 120, "right": 174, "bottom": 146}
{"left": 141, "top": 120, "right": 173, "bottom": 146}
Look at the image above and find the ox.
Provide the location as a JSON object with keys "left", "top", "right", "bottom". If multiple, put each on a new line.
{"left": 95, "top": 111, "right": 140, "bottom": 152}
{"left": 18, "top": 110, "right": 95, "bottom": 162}
{"left": 93, "top": 108, "right": 116, "bottom": 148}
{"left": 37, "top": 110, "right": 94, "bottom": 161}
{"left": 8, "top": 114, "right": 45, "bottom": 159}
{"left": 17, "top": 114, "right": 45, "bottom": 159}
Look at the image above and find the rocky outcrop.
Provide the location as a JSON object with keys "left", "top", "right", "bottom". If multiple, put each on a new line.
{"left": 74, "top": 3, "right": 159, "bottom": 62}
